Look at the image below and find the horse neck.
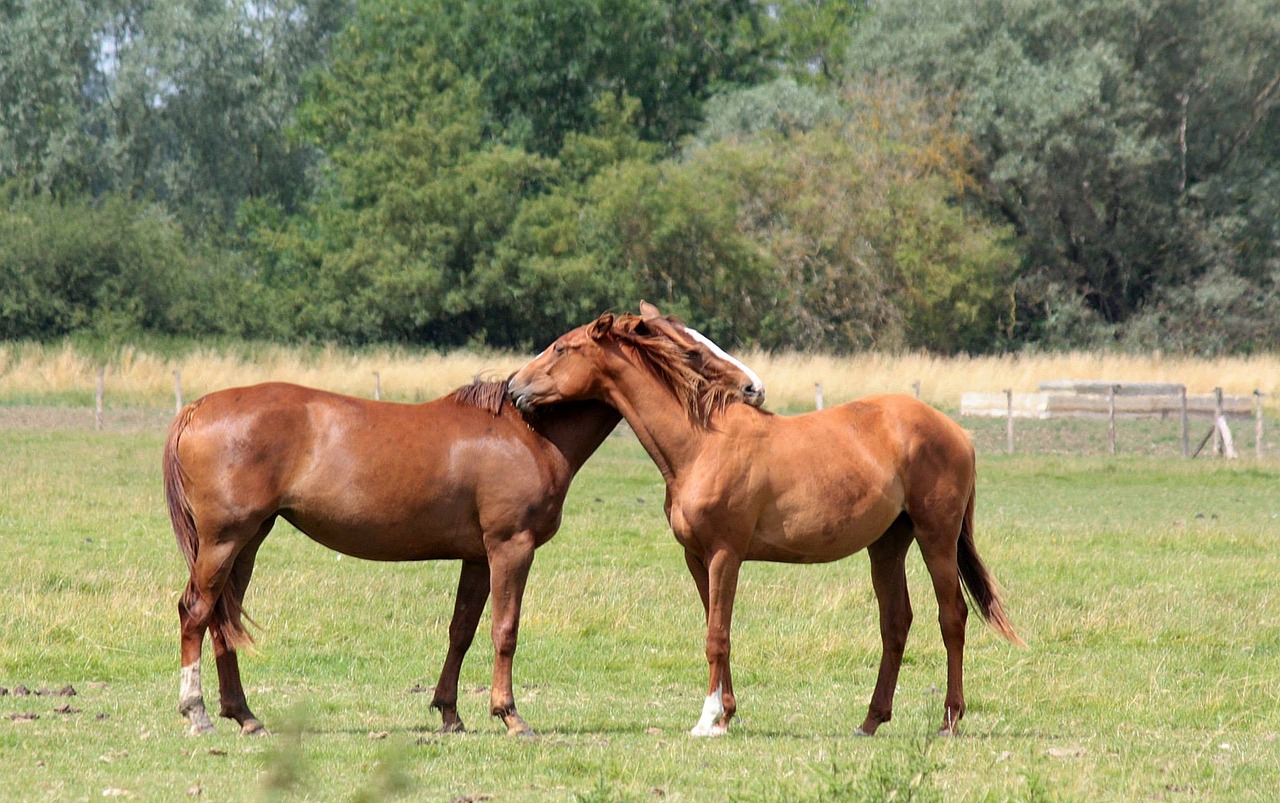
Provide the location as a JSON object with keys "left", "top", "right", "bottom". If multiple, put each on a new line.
{"left": 602, "top": 359, "right": 713, "bottom": 483}
{"left": 530, "top": 401, "right": 622, "bottom": 473}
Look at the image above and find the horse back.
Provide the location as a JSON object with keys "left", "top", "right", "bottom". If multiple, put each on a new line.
{"left": 168, "top": 382, "right": 564, "bottom": 561}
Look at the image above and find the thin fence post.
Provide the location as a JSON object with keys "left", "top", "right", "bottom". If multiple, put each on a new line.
{"left": 1005, "top": 388, "right": 1014, "bottom": 455}
{"left": 1180, "top": 385, "right": 1189, "bottom": 459}
{"left": 173, "top": 369, "right": 183, "bottom": 413}
{"left": 814, "top": 382, "right": 823, "bottom": 411}
{"left": 1108, "top": 384, "right": 1118, "bottom": 455}
{"left": 1213, "top": 387, "right": 1224, "bottom": 456}
{"left": 95, "top": 366, "right": 105, "bottom": 432}
{"left": 912, "top": 380, "right": 921, "bottom": 399}
{"left": 1256, "top": 390, "right": 1264, "bottom": 459}
{"left": 374, "top": 371, "right": 381, "bottom": 401}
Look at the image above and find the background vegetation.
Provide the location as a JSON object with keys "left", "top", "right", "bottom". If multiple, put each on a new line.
{"left": 4, "top": 0, "right": 1278, "bottom": 355}
{"left": 3, "top": 340, "right": 1278, "bottom": 415}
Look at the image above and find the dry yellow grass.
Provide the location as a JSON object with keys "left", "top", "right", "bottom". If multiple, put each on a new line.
{"left": 1, "top": 341, "right": 1278, "bottom": 412}
{"left": 0, "top": 342, "right": 522, "bottom": 407}
{"left": 746, "top": 349, "right": 1280, "bottom": 411}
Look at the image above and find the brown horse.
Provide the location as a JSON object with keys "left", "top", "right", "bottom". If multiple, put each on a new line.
{"left": 508, "top": 304, "right": 1024, "bottom": 737}
{"left": 163, "top": 321, "right": 762, "bottom": 737}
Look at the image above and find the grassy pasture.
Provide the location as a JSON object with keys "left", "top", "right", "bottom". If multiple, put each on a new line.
{"left": 2, "top": 413, "right": 1279, "bottom": 801}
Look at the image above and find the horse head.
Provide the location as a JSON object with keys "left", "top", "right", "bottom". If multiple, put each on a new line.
{"left": 508, "top": 302, "right": 765, "bottom": 421}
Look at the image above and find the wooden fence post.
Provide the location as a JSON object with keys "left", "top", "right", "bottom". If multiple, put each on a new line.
{"left": 1180, "top": 385, "right": 1189, "bottom": 459}
{"left": 814, "top": 382, "right": 824, "bottom": 411}
{"left": 1255, "top": 390, "right": 1264, "bottom": 459}
{"left": 95, "top": 366, "right": 105, "bottom": 432}
{"left": 1213, "top": 388, "right": 1224, "bottom": 456}
{"left": 1005, "top": 388, "right": 1014, "bottom": 455}
{"left": 173, "top": 369, "right": 183, "bottom": 413}
{"left": 1107, "top": 384, "right": 1118, "bottom": 455}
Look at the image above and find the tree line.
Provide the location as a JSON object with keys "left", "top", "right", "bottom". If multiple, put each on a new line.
{"left": 2, "top": 0, "right": 1278, "bottom": 354}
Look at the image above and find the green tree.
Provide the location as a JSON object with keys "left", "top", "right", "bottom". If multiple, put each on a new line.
{"left": 849, "top": 0, "right": 1280, "bottom": 352}
{"left": 772, "top": 0, "right": 867, "bottom": 83}
{"left": 591, "top": 80, "right": 1017, "bottom": 352}
{"left": 0, "top": 0, "right": 102, "bottom": 196}
{"left": 343, "top": 0, "right": 776, "bottom": 155}
{"left": 96, "top": 0, "right": 348, "bottom": 230}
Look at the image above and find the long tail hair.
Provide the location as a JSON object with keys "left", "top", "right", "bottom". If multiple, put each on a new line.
{"left": 956, "top": 481, "right": 1026, "bottom": 647}
{"left": 164, "top": 401, "right": 255, "bottom": 650}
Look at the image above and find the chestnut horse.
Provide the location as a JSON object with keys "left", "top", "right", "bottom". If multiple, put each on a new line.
{"left": 509, "top": 305, "right": 1024, "bottom": 737}
{"left": 163, "top": 318, "right": 762, "bottom": 737}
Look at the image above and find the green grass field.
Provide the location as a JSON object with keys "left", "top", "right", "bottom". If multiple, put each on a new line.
{"left": 2, "top": 420, "right": 1279, "bottom": 801}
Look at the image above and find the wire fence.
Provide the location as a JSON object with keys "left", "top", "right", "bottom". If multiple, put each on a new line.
{"left": 2, "top": 370, "right": 1274, "bottom": 460}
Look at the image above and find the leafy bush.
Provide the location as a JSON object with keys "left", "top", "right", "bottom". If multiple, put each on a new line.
{"left": 0, "top": 194, "right": 258, "bottom": 341}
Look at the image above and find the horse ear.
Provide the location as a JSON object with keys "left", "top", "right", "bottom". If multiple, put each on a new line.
{"left": 639, "top": 308, "right": 692, "bottom": 347}
{"left": 639, "top": 300, "right": 661, "bottom": 321}
{"left": 590, "top": 313, "right": 614, "bottom": 340}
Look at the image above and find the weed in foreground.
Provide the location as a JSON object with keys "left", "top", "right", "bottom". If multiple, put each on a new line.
{"left": 812, "top": 739, "right": 941, "bottom": 802}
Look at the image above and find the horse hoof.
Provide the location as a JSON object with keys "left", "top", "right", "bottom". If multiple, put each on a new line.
{"left": 853, "top": 727, "right": 873, "bottom": 737}
{"left": 438, "top": 720, "right": 467, "bottom": 735}
{"left": 186, "top": 711, "right": 216, "bottom": 736}
{"left": 240, "top": 719, "right": 267, "bottom": 736}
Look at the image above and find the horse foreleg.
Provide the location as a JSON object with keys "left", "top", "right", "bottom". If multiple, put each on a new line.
{"left": 683, "top": 548, "right": 711, "bottom": 620}
{"left": 431, "top": 560, "right": 490, "bottom": 733}
{"left": 690, "top": 550, "right": 740, "bottom": 737}
{"left": 485, "top": 531, "right": 537, "bottom": 736}
{"left": 856, "top": 523, "right": 914, "bottom": 736}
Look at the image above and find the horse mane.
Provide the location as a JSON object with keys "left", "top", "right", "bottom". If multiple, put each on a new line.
{"left": 448, "top": 378, "right": 511, "bottom": 416}
{"left": 604, "top": 315, "right": 741, "bottom": 429}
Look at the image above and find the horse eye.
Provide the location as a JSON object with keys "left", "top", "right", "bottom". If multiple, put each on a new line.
{"left": 553, "top": 343, "right": 568, "bottom": 356}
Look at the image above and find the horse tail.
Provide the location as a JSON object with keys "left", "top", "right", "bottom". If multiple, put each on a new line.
{"left": 957, "top": 482, "right": 1026, "bottom": 647}
{"left": 164, "top": 400, "right": 256, "bottom": 650}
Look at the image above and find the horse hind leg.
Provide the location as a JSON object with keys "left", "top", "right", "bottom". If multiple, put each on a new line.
{"left": 178, "top": 592, "right": 217, "bottom": 735}
{"left": 179, "top": 539, "right": 240, "bottom": 735}
{"left": 856, "top": 516, "right": 914, "bottom": 736}
{"left": 177, "top": 520, "right": 270, "bottom": 735}
{"left": 213, "top": 521, "right": 273, "bottom": 735}
{"left": 914, "top": 520, "right": 969, "bottom": 736}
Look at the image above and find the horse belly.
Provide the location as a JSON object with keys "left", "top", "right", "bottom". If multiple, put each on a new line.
{"left": 749, "top": 484, "right": 903, "bottom": 564}
{"left": 285, "top": 501, "right": 486, "bottom": 562}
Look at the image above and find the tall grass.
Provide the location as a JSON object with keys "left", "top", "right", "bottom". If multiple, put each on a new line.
{"left": 2, "top": 340, "right": 1278, "bottom": 412}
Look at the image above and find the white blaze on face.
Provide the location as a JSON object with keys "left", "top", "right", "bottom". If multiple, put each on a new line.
{"left": 690, "top": 682, "right": 726, "bottom": 737}
{"left": 680, "top": 326, "right": 765, "bottom": 396}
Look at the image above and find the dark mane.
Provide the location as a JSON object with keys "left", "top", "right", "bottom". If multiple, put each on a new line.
{"left": 607, "top": 315, "right": 741, "bottom": 429}
{"left": 448, "top": 379, "right": 510, "bottom": 416}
